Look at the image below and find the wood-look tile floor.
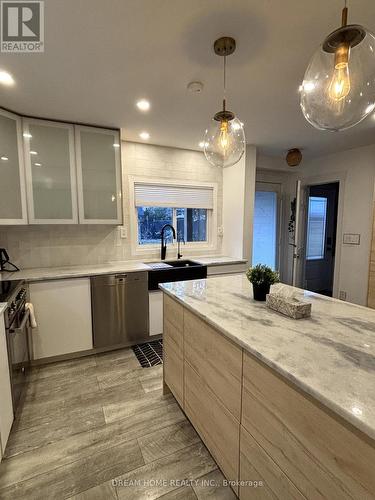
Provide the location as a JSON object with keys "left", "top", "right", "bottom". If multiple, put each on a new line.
{"left": 0, "top": 348, "right": 237, "bottom": 500}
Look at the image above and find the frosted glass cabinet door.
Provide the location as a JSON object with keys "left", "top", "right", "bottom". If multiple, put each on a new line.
{"left": 0, "top": 109, "right": 27, "bottom": 224}
{"left": 75, "top": 126, "right": 122, "bottom": 224}
{"left": 23, "top": 119, "right": 78, "bottom": 224}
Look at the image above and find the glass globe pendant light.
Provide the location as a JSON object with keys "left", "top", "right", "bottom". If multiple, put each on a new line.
{"left": 300, "top": 2, "right": 375, "bottom": 131}
{"left": 203, "top": 37, "right": 245, "bottom": 168}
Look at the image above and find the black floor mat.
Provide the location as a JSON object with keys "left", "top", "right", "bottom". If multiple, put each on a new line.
{"left": 132, "top": 339, "right": 163, "bottom": 368}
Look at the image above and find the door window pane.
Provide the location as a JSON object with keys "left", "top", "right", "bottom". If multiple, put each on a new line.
{"left": 176, "top": 208, "right": 207, "bottom": 242}
{"left": 79, "top": 130, "right": 118, "bottom": 220}
{"left": 28, "top": 123, "right": 73, "bottom": 220}
{"left": 306, "top": 197, "right": 327, "bottom": 260}
{"left": 0, "top": 113, "right": 22, "bottom": 219}
{"left": 137, "top": 207, "right": 173, "bottom": 244}
{"left": 252, "top": 191, "right": 277, "bottom": 269}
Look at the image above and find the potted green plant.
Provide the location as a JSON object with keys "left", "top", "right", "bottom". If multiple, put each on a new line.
{"left": 246, "top": 264, "right": 280, "bottom": 301}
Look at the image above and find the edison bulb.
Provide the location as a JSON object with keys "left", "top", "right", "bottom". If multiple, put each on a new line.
{"left": 328, "top": 42, "right": 351, "bottom": 101}
{"left": 328, "top": 64, "right": 350, "bottom": 101}
{"left": 300, "top": 28, "right": 375, "bottom": 131}
{"left": 203, "top": 117, "right": 245, "bottom": 168}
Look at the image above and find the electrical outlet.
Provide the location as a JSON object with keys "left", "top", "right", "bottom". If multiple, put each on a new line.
{"left": 339, "top": 291, "right": 347, "bottom": 301}
{"left": 217, "top": 226, "right": 224, "bottom": 237}
{"left": 120, "top": 226, "right": 127, "bottom": 239}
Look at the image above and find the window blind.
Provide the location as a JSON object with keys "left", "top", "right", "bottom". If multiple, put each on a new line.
{"left": 134, "top": 183, "right": 214, "bottom": 209}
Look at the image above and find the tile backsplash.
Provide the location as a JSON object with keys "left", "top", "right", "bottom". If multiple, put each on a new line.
{"left": 0, "top": 142, "right": 223, "bottom": 269}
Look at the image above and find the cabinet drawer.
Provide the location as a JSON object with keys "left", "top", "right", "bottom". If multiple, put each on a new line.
{"left": 184, "top": 309, "right": 242, "bottom": 419}
{"left": 240, "top": 425, "right": 304, "bottom": 500}
{"left": 242, "top": 352, "right": 375, "bottom": 499}
{"left": 164, "top": 318, "right": 183, "bottom": 354}
{"left": 184, "top": 360, "right": 239, "bottom": 492}
{"left": 163, "top": 295, "right": 183, "bottom": 332}
{"left": 164, "top": 336, "right": 183, "bottom": 407}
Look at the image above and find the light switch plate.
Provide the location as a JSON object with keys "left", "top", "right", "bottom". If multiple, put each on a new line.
{"left": 217, "top": 226, "right": 224, "bottom": 237}
{"left": 120, "top": 226, "right": 127, "bottom": 239}
{"left": 343, "top": 233, "right": 360, "bottom": 245}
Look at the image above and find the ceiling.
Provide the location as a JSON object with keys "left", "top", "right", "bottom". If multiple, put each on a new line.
{"left": 1, "top": 0, "right": 375, "bottom": 158}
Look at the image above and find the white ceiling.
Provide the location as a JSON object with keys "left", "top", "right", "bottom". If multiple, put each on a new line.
{"left": 1, "top": 0, "right": 375, "bottom": 158}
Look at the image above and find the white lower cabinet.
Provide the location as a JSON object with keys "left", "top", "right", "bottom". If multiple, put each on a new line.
{"left": 149, "top": 291, "right": 163, "bottom": 336}
{"left": 29, "top": 278, "right": 93, "bottom": 360}
{"left": 0, "top": 314, "right": 14, "bottom": 460}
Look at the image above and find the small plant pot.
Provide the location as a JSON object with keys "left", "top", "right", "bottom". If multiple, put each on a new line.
{"left": 252, "top": 283, "right": 270, "bottom": 301}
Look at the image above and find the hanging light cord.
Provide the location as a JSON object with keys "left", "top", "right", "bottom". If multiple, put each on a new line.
{"left": 223, "top": 55, "right": 227, "bottom": 111}
{"left": 342, "top": 0, "right": 348, "bottom": 26}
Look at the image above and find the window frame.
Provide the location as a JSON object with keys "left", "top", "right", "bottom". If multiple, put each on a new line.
{"left": 129, "top": 176, "right": 218, "bottom": 256}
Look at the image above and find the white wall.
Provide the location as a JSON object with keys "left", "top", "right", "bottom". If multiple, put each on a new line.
{"left": 0, "top": 142, "right": 223, "bottom": 268}
{"left": 299, "top": 144, "right": 375, "bottom": 306}
{"left": 222, "top": 145, "right": 256, "bottom": 262}
{"left": 257, "top": 145, "right": 375, "bottom": 306}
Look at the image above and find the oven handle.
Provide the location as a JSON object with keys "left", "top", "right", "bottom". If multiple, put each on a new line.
{"left": 9, "top": 309, "right": 30, "bottom": 334}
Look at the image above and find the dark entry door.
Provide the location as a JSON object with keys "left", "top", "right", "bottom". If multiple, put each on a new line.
{"left": 304, "top": 182, "right": 339, "bottom": 296}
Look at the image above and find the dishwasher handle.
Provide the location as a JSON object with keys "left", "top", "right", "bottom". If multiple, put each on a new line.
{"left": 91, "top": 272, "right": 148, "bottom": 287}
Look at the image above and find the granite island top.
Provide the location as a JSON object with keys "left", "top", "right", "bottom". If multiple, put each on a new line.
{"left": 160, "top": 274, "right": 375, "bottom": 441}
{"left": 0, "top": 256, "right": 247, "bottom": 282}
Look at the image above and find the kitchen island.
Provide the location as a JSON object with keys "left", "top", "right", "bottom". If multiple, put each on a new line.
{"left": 160, "top": 275, "right": 375, "bottom": 499}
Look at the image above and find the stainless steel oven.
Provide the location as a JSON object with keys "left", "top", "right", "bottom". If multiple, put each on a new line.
{"left": 3, "top": 282, "right": 30, "bottom": 414}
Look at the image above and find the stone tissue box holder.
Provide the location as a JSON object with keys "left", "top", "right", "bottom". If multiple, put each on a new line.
{"left": 266, "top": 293, "right": 312, "bottom": 319}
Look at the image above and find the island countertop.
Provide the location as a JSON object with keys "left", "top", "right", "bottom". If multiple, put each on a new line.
{"left": 160, "top": 274, "right": 375, "bottom": 441}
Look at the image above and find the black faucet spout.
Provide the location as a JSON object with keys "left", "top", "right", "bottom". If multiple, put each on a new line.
{"left": 160, "top": 224, "right": 176, "bottom": 260}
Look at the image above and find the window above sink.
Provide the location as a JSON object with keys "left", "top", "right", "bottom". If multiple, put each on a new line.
{"left": 137, "top": 206, "right": 208, "bottom": 245}
{"left": 129, "top": 177, "right": 219, "bottom": 257}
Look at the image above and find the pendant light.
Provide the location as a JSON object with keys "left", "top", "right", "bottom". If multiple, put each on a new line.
{"left": 300, "top": 2, "right": 375, "bottom": 131}
{"left": 203, "top": 37, "right": 245, "bottom": 168}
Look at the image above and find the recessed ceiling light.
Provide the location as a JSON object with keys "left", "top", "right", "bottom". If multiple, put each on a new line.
{"left": 113, "top": 143, "right": 120, "bottom": 148}
{"left": 23, "top": 132, "right": 32, "bottom": 138}
{"left": 34, "top": 162, "right": 42, "bottom": 167}
{"left": 1, "top": 156, "right": 9, "bottom": 161}
{"left": 0, "top": 71, "right": 14, "bottom": 86}
{"left": 136, "top": 99, "right": 150, "bottom": 111}
{"left": 139, "top": 131, "right": 150, "bottom": 140}
{"left": 30, "top": 151, "right": 38, "bottom": 155}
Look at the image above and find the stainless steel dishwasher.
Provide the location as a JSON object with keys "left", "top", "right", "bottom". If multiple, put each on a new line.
{"left": 91, "top": 272, "right": 149, "bottom": 348}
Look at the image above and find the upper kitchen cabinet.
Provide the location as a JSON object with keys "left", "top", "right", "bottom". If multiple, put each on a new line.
{"left": 23, "top": 118, "right": 78, "bottom": 224}
{"left": 75, "top": 126, "right": 122, "bottom": 224}
{"left": 0, "top": 109, "right": 27, "bottom": 224}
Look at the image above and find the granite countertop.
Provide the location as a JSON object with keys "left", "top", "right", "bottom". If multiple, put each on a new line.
{"left": 0, "top": 256, "right": 247, "bottom": 282}
{"left": 160, "top": 274, "right": 375, "bottom": 441}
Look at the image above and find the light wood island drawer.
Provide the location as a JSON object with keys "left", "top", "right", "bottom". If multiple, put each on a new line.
{"left": 242, "top": 351, "right": 375, "bottom": 500}
{"left": 240, "top": 425, "right": 305, "bottom": 500}
{"left": 184, "top": 309, "right": 242, "bottom": 420}
{"left": 164, "top": 295, "right": 184, "bottom": 332}
{"left": 164, "top": 317, "right": 183, "bottom": 354}
{"left": 163, "top": 336, "right": 183, "bottom": 407}
{"left": 184, "top": 360, "right": 240, "bottom": 494}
